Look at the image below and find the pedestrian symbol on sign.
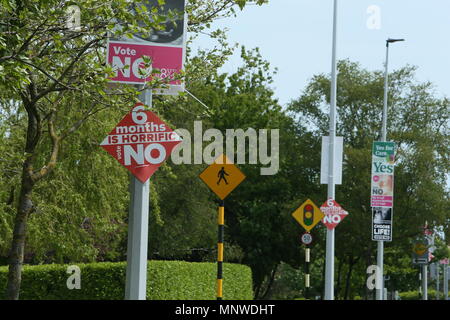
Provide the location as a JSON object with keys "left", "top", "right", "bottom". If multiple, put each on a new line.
{"left": 199, "top": 154, "right": 246, "bottom": 200}
{"left": 217, "top": 167, "right": 229, "bottom": 185}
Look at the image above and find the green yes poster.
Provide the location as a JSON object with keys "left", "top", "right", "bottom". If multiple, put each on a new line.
{"left": 371, "top": 142, "right": 395, "bottom": 208}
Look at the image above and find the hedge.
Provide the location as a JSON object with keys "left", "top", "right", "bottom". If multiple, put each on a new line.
{"left": 399, "top": 290, "right": 438, "bottom": 300}
{"left": 0, "top": 260, "right": 253, "bottom": 300}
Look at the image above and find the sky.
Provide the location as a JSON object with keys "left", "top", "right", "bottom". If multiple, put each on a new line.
{"left": 192, "top": 0, "right": 450, "bottom": 107}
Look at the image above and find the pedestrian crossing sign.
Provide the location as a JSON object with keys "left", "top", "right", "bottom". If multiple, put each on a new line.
{"left": 199, "top": 154, "right": 246, "bottom": 200}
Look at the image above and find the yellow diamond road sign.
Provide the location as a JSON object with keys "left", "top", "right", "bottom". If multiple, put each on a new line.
{"left": 292, "top": 199, "right": 325, "bottom": 232}
{"left": 199, "top": 154, "right": 246, "bottom": 200}
{"left": 413, "top": 242, "right": 427, "bottom": 256}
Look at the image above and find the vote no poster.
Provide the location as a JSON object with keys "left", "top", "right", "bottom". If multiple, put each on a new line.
{"left": 106, "top": 0, "right": 186, "bottom": 94}
{"left": 371, "top": 141, "right": 395, "bottom": 241}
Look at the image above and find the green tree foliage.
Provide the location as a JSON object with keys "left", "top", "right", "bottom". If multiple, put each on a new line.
{"left": 157, "top": 46, "right": 322, "bottom": 298}
{"left": 288, "top": 60, "right": 449, "bottom": 299}
{"left": 0, "top": 0, "right": 266, "bottom": 299}
{"left": 1, "top": 0, "right": 448, "bottom": 301}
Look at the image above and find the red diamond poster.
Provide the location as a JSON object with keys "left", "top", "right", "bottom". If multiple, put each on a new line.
{"left": 320, "top": 199, "right": 349, "bottom": 230}
{"left": 100, "top": 103, "right": 182, "bottom": 182}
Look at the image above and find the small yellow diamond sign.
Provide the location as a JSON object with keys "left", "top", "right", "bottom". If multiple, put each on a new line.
{"left": 292, "top": 199, "right": 325, "bottom": 232}
{"left": 199, "top": 154, "right": 246, "bottom": 200}
{"left": 413, "top": 242, "right": 427, "bottom": 256}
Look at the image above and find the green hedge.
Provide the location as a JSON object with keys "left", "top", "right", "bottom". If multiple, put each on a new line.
{"left": 399, "top": 290, "right": 437, "bottom": 300}
{"left": 0, "top": 260, "right": 253, "bottom": 300}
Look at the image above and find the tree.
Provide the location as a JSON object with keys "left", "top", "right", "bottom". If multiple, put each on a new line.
{"left": 0, "top": 0, "right": 266, "bottom": 300}
{"left": 288, "top": 59, "right": 450, "bottom": 299}
{"left": 163, "top": 46, "right": 323, "bottom": 298}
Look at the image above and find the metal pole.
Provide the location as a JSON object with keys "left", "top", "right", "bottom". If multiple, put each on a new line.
{"left": 436, "top": 263, "right": 440, "bottom": 300}
{"left": 376, "top": 241, "right": 384, "bottom": 300}
{"left": 376, "top": 42, "right": 390, "bottom": 301}
{"left": 419, "top": 269, "right": 422, "bottom": 298}
{"left": 125, "top": 90, "right": 152, "bottom": 300}
{"left": 305, "top": 246, "right": 310, "bottom": 299}
{"left": 422, "top": 264, "right": 428, "bottom": 300}
{"left": 217, "top": 200, "right": 225, "bottom": 300}
{"left": 324, "top": 0, "right": 338, "bottom": 301}
{"left": 444, "top": 266, "right": 449, "bottom": 300}
{"left": 381, "top": 42, "right": 389, "bottom": 142}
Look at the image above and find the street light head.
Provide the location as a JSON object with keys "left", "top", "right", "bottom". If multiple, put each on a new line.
{"left": 387, "top": 38, "right": 405, "bottom": 44}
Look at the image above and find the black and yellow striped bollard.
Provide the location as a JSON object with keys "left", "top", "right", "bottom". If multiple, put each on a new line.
{"left": 217, "top": 200, "right": 225, "bottom": 300}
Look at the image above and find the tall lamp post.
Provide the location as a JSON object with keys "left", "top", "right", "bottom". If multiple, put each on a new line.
{"left": 377, "top": 37, "right": 404, "bottom": 301}
{"left": 324, "top": 0, "right": 338, "bottom": 301}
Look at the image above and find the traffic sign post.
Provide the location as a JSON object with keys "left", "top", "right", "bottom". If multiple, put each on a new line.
{"left": 125, "top": 159, "right": 150, "bottom": 300}
{"left": 199, "top": 154, "right": 246, "bottom": 300}
{"left": 124, "top": 90, "right": 151, "bottom": 300}
{"left": 412, "top": 239, "right": 429, "bottom": 265}
{"left": 411, "top": 238, "right": 430, "bottom": 301}
{"left": 305, "top": 245, "right": 311, "bottom": 299}
{"left": 100, "top": 93, "right": 181, "bottom": 300}
{"left": 444, "top": 265, "right": 449, "bottom": 300}
{"left": 292, "top": 200, "right": 324, "bottom": 299}
{"left": 436, "top": 263, "right": 440, "bottom": 300}
{"left": 422, "top": 264, "right": 428, "bottom": 300}
{"left": 101, "top": 1, "right": 187, "bottom": 300}
{"left": 300, "top": 232, "right": 313, "bottom": 300}
{"left": 217, "top": 200, "right": 225, "bottom": 300}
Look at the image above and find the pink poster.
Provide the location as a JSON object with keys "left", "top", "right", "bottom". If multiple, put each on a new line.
{"left": 106, "top": 0, "right": 186, "bottom": 94}
{"left": 370, "top": 174, "right": 394, "bottom": 207}
{"left": 107, "top": 41, "right": 183, "bottom": 85}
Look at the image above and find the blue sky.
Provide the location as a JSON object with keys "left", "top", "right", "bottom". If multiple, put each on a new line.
{"left": 193, "top": 0, "right": 450, "bottom": 107}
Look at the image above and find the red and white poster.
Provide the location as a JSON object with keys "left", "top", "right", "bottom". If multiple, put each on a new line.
{"left": 320, "top": 199, "right": 349, "bottom": 230}
{"left": 100, "top": 103, "right": 182, "bottom": 182}
{"left": 107, "top": 42, "right": 183, "bottom": 86}
{"left": 106, "top": 0, "right": 186, "bottom": 94}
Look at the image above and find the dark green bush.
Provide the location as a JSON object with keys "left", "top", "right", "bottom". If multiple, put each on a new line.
{"left": 0, "top": 260, "right": 253, "bottom": 300}
{"left": 399, "top": 289, "right": 437, "bottom": 300}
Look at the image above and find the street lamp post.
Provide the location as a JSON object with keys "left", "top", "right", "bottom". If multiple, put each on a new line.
{"left": 381, "top": 38, "right": 404, "bottom": 141}
{"left": 324, "top": 0, "right": 338, "bottom": 301}
{"left": 377, "top": 37, "right": 404, "bottom": 301}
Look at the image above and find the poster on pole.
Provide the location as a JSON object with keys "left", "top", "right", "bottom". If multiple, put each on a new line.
{"left": 320, "top": 199, "right": 349, "bottom": 230}
{"left": 106, "top": 0, "right": 187, "bottom": 95}
{"left": 372, "top": 207, "right": 392, "bottom": 241}
{"left": 370, "top": 142, "right": 395, "bottom": 208}
{"left": 371, "top": 141, "right": 395, "bottom": 242}
{"left": 100, "top": 102, "right": 182, "bottom": 182}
